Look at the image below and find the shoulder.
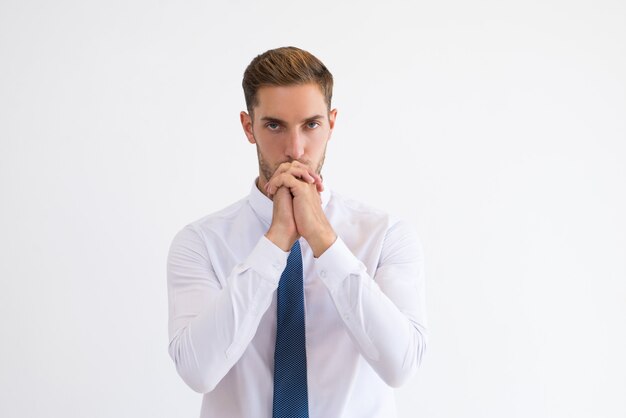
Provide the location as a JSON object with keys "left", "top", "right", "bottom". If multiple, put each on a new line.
{"left": 327, "top": 190, "right": 401, "bottom": 229}
{"left": 170, "top": 196, "right": 251, "bottom": 245}
{"left": 328, "top": 190, "right": 422, "bottom": 256}
{"left": 191, "top": 197, "right": 249, "bottom": 229}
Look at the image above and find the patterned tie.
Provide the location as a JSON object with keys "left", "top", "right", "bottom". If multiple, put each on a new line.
{"left": 273, "top": 240, "right": 309, "bottom": 418}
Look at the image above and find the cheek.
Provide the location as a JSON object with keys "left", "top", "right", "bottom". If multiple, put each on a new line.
{"left": 306, "top": 131, "right": 329, "bottom": 152}
{"left": 307, "top": 142, "right": 324, "bottom": 156}
{"left": 256, "top": 135, "right": 281, "bottom": 154}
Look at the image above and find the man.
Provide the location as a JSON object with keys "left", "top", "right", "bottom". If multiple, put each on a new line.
{"left": 167, "top": 46, "right": 428, "bottom": 417}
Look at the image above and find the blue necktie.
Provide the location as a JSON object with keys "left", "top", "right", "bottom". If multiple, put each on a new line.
{"left": 273, "top": 241, "right": 309, "bottom": 418}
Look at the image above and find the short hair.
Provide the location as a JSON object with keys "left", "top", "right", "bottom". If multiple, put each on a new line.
{"left": 242, "top": 46, "right": 334, "bottom": 115}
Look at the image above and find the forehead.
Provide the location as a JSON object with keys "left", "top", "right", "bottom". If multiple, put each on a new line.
{"left": 254, "top": 83, "right": 327, "bottom": 119}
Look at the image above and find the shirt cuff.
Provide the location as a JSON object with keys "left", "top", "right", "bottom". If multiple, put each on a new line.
{"left": 315, "top": 237, "right": 365, "bottom": 290}
{"left": 244, "top": 235, "right": 290, "bottom": 285}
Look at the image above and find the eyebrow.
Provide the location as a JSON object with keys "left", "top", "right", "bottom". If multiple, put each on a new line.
{"left": 260, "top": 115, "right": 325, "bottom": 124}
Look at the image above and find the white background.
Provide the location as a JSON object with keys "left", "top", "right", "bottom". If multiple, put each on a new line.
{"left": 1, "top": 0, "right": 624, "bottom": 417}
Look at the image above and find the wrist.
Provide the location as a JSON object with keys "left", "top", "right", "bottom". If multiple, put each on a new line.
{"left": 265, "top": 227, "right": 298, "bottom": 252}
{"left": 308, "top": 228, "right": 337, "bottom": 258}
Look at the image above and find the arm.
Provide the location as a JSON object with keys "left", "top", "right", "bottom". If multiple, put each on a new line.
{"left": 167, "top": 225, "right": 287, "bottom": 393}
{"left": 265, "top": 166, "right": 428, "bottom": 386}
{"left": 315, "top": 220, "right": 428, "bottom": 387}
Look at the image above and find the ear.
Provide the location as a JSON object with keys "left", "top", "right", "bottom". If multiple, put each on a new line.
{"left": 240, "top": 111, "right": 256, "bottom": 144}
{"left": 328, "top": 108, "right": 338, "bottom": 138}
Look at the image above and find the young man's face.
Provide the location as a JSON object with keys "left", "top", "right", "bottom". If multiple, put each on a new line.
{"left": 240, "top": 83, "right": 337, "bottom": 192}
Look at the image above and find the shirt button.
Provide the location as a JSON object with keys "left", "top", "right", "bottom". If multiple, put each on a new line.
{"left": 320, "top": 270, "right": 327, "bottom": 278}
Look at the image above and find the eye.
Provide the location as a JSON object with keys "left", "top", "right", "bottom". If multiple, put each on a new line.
{"left": 266, "top": 122, "right": 280, "bottom": 131}
{"left": 307, "top": 121, "right": 320, "bottom": 129}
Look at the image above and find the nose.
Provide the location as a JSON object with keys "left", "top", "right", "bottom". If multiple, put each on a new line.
{"left": 285, "top": 129, "right": 305, "bottom": 160}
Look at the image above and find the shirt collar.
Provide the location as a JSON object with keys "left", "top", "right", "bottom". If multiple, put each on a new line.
{"left": 248, "top": 176, "right": 331, "bottom": 227}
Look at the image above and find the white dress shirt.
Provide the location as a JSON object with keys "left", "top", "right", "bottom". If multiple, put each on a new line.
{"left": 167, "top": 180, "right": 428, "bottom": 417}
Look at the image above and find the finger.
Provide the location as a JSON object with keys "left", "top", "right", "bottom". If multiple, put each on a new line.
{"left": 271, "top": 161, "right": 300, "bottom": 180}
{"left": 269, "top": 168, "right": 316, "bottom": 195}
{"left": 304, "top": 172, "right": 323, "bottom": 193}
{"left": 314, "top": 174, "right": 324, "bottom": 192}
{"left": 270, "top": 161, "right": 319, "bottom": 184}
{"left": 267, "top": 172, "right": 308, "bottom": 197}
{"left": 276, "top": 166, "right": 316, "bottom": 185}
{"left": 264, "top": 182, "right": 272, "bottom": 198}
{"left": 283, "top": 165, "right": 317, "bottom": 184}
{"left": 272, "top": 184, "right": 292, "bottom": 203}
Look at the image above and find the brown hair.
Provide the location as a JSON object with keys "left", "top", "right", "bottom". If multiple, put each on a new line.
{"left": 242, "top": 46, "right": 334, "bottom": 115}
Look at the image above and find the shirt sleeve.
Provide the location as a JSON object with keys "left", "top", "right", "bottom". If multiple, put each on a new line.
{"left": 167, "top": 225, "right": 288, "bottom": 393}
{"left": 314, "top": 219, "right": 428, "bottom": 387}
